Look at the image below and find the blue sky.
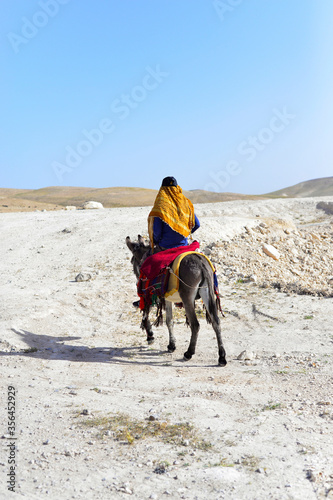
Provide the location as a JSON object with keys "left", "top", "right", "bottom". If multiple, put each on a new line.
{"left": 1, "top": 0, "right": 333, "bottom": 194}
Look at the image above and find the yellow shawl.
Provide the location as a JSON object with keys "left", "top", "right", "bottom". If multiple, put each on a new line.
{"left": 148, "top": 186, "right": 195, "bottom": 248}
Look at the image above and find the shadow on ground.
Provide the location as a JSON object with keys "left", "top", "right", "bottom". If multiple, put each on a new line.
{"left": 0, "top": 328, "right": 202, "bottom": 367}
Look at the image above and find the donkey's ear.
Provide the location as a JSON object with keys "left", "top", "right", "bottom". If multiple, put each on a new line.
{"left": 126, "top": 236, "right": 134, "bottom": 252}
{"left": 138, "top": 234, "right": 145, "bottom": 246}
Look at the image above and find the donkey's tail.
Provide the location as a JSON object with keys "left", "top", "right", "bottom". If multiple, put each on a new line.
{"left": 198, "top": 257, "right": 220, "bottom": 325}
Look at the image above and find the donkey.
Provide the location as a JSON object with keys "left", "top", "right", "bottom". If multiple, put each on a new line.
{"left": 126, "top": 235, "right": 227, "bottom": 366}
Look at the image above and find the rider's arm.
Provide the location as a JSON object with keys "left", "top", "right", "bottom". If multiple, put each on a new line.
{"left": 153, "top": 217, "right": 163, "bottom": 243}
{"left": 191, "top": 214, "right": 200, "bottom": 233}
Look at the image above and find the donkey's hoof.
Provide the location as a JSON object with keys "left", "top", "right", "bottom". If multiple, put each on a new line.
{"left": 218, "top": 358, "right": 227, "bottom": 367}
{"left": 183, "top": 351, "right": 192, "bottom": 361}
{"left": 147, "top": 336, "right": 155, "bottom": 345}
{"left": 167, "top": 343, "right": 176, "bottom": 353}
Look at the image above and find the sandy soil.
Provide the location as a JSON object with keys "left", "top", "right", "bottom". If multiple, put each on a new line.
{"left": 0, "top": 197, "right": 332, "bottom": 499}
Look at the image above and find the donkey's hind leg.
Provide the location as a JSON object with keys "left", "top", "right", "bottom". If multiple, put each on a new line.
{"left": 182, "top": 296, "right": 200, "bottom": 361}
{"left": 165, "top": 301, "right": 176, "bottom": 352}
{"left": 199, "top": 287, "right": 227, "bottom": 366}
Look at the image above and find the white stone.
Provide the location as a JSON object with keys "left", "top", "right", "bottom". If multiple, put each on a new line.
{"left": 82, "top": 201, "right": 104, "bottom": 209}
{"left": 65, "top": 205, "right": 76, "bottom": 210}
{"left": 262, "top": 244, "right": 280, "bottom": 260}
{"left": 75, "top": 273, "right": 92, "bottom": 282}
{"left": 237, "top": 350, "right": 254, "bottom": 361}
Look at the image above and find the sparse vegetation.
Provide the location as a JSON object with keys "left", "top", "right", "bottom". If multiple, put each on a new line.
{"left": 78, "top": 412, "right": 212, "bottom": 450}
{"left": 205, "top": 458, "right": 234, "bottom": 468}
{"left": 261, "top": 402, "right": 282, "bottom": 411}
{"left": 239, "top": 456, "right": 264, "bottom": 472}
{"left": 23, "top": 347, "right": 38, "bottom": 353}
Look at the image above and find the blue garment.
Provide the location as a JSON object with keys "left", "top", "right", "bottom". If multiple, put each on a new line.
{"left": 153, "top": 214, "right": 200, "bottom": 249}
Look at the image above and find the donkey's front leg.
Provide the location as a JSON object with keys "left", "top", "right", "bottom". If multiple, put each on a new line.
{"left": 141, "top": 308, "right": 154, "bottom": 344}
{"left": 165, "top": 301, "right": 176, "bottom": 352}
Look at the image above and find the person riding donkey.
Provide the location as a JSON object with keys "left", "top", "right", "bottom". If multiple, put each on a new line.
{"left": 127, "top": 178, "right": 226, "bottom": 365}
{"left": 132, "top": 176, "right": 200, "bottom": 307}
{"left": 148, "top": 176, "right": 200, "bottom": 251}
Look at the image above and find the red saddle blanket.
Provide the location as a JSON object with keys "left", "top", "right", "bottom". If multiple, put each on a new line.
{"left": 140, "top": 240, "right": 200, "bottom": 280}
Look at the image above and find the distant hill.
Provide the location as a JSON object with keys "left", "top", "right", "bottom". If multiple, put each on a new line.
{"left": 14, "top": 186, "right": 158, "bottom": 208}
{"left": 266, "top": 176, "right": 333, "bottom": 198}
{"left": 0, "top": 177, "right": 332, "bottom": 213}
{"left": 0, "top": 186, "right": 262, "bottom": 212}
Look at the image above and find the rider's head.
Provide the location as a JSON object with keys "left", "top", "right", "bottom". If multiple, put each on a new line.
{"left": 161, "top": 176, "right": 178, "bottom": 187}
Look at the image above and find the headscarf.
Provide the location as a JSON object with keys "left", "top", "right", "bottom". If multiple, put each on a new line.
{"left": 148, "top": 180, "right": 195, "bottom": 248}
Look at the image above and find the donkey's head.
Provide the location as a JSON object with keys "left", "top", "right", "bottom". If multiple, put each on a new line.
{"left": 126, "top": 235, "right": 150, "bottom": 279}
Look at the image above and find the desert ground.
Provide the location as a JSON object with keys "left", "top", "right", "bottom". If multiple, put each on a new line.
{"left": 1, "top": 196, "right": 333, "bottom": 499}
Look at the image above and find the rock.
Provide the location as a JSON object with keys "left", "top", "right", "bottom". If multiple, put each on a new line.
{"left": 316, "top": 201, "right": 333, "bottom": 215}
{"left": 75, "top": 273, "right": 92, "bottom": 282}
{"left": 306, "top": 469, "right": 317, "bottom": 482}
{"left": 82, "top": 201, "right": 104, "bottom": 209}
{"left": 118, "top": 484, "right": 133, "bottom": 494}
{"left": 262, "top": 244, "right": 280, "bottom": 260}
{"left": 310, "top": 232, "right": 320, "bottom": 241}
{"left": 154, "top": 464, "right": 167, "bottom": 474}
{"left": 62, "top": 228, "right": 71, "bottom": 233}
{"left": 237, "top": 350, "right": 255, "bottom": 361}
{"left": 65, "top": 206, "right": 76, "bottom": 210}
